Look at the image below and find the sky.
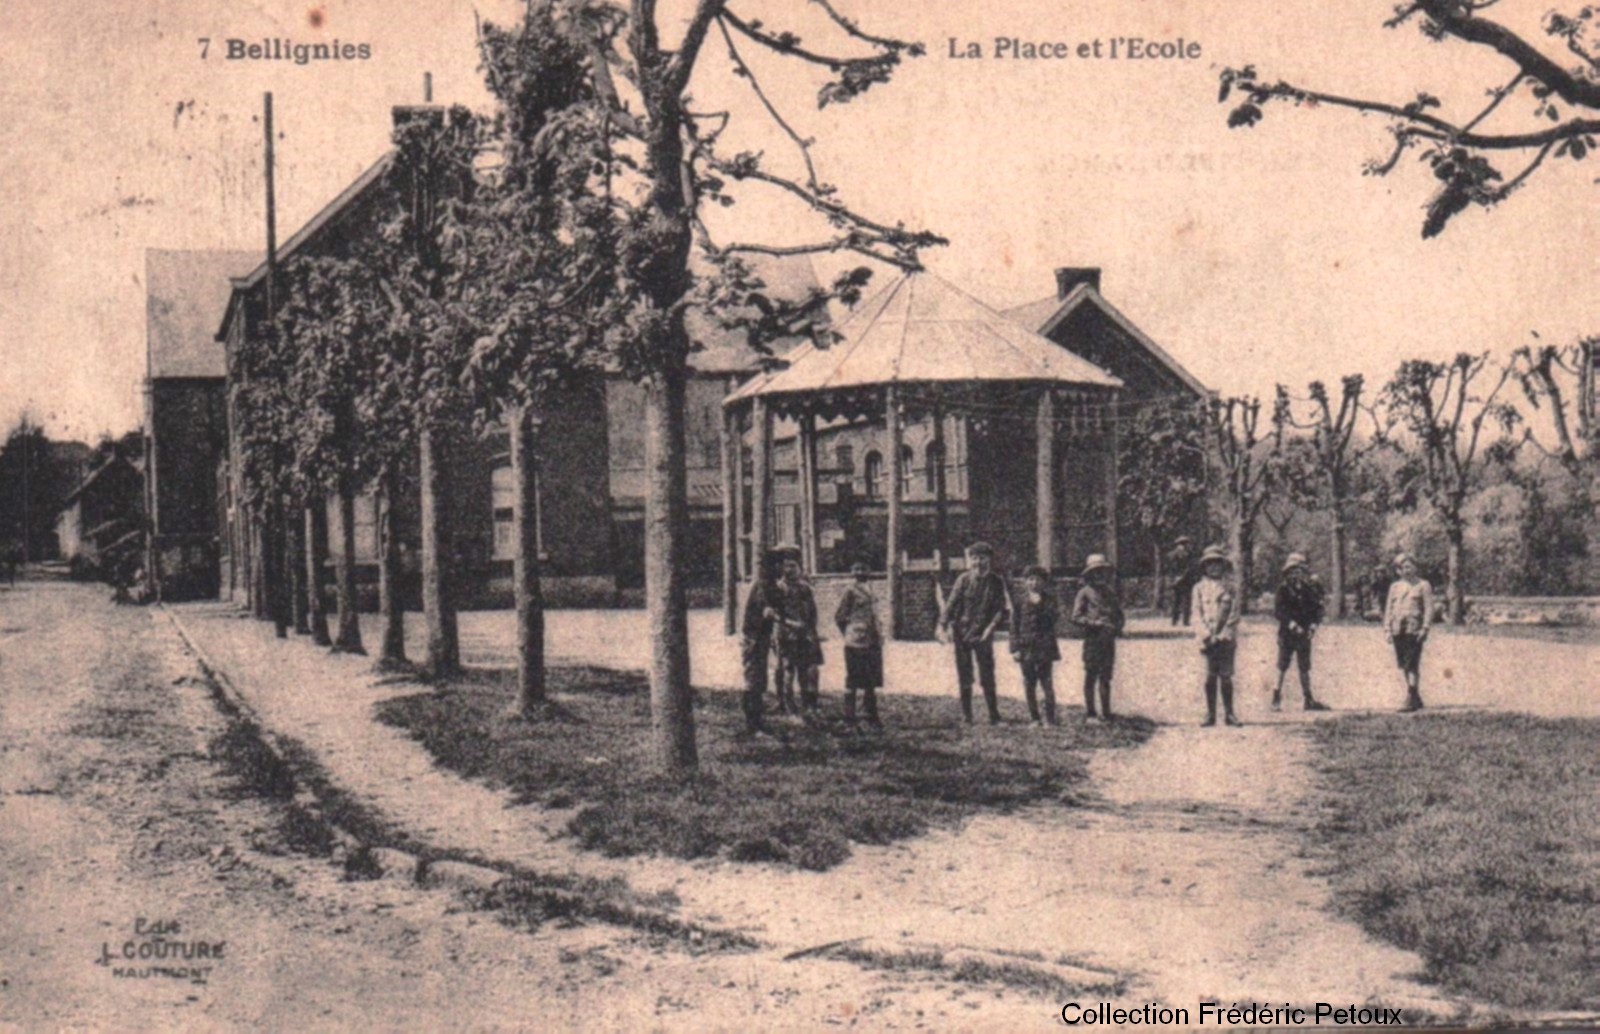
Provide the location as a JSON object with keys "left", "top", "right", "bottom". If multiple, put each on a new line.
{"left": 1, "top": 0, "right": 1595, "bottom": 442}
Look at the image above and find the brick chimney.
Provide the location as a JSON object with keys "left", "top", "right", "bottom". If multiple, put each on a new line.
{"left": 1055, "top": 267, "right": 1102, "bottom": 299}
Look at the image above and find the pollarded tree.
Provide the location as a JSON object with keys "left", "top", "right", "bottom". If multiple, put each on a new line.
{"left": 382, "top": 105, "right": 486, "bottom": 680}
{"left": 1220, "top": 1, "right": 1600, "bottom": 238}
{"left": 459, "top": 3, "right": 617, "bottom": 714}
{"left": 1512, "top": 334, "right": 1597, "bottom": 493}
{"left": 1277, "top": 377, "right": 1395, "bottom": 615}
{"left": 279, "top": 257, "right": 364, "bottom": 653}
{"left": 538, "top": 0, "right": 943, "bottom": 776}
{"left": 1203, "top": 394, "right": 1288, "bottom": 607}
{"left": 1381, "top": 351, "right": 1521, "bottom": 623}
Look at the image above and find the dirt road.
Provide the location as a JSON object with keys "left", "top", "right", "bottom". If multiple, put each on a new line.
{"left": 0, "top": 582, "right": 1077, "bottom": 1029}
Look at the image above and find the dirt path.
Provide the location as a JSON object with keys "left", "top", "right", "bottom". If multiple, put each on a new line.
{"left": 167, "top": 599, "right": 1480, "bottom": 1024}
{"left": 4, "top": 584, "right": 1078, "bottom": 1029}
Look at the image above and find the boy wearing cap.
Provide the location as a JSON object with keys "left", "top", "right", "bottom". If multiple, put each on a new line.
{"left": 834, "top": 562, "right": 884, "bottom": 727}
{"left": 938, "top": 542, "right": 1011, "bottom": 725}
{"left": 1384, "top": 553, "right": 1433, "bottom": 712}
{"left": 1273, "top": 553, "right": 1329, "bottom": 711}
{"left": 1011, "top": 565, "right": 1062, "bottom": 726}
{"left": 1071, "top": 554, "right": 1125, "bottom": 722}
{"left": 1193, "top": 546, "right": 1242, "bottom": 727}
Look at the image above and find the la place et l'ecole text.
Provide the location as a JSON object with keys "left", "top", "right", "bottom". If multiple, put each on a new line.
{"left": 949, "top": 36, "right": 1202, "bottom": 60}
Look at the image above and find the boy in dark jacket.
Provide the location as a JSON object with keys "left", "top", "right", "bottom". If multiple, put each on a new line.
{"left": 1273, "top": 552, "right": 1329, "bottom": 711}
{"left": 938, "top": 542, "right": 1011, "bottom": 724}
{"left": 1071, "top": 554, "right": 1125, "bottom": 721}
{"left": 1010, "top": 565, "right": 1061, "bottom": 725}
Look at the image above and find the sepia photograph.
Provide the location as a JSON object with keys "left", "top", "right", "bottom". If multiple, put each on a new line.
{"left": 1, "top": 0, "right": 1597, "bottom": 1029}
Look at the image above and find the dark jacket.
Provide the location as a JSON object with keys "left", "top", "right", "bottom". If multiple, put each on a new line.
{"left": 1274, "top": 575, "right": 1325, "bottom": 633}
{"left": 1071, "top": 582, "right": 1125, "bottom": 638}
{"left": 741, "top": 579, "right": 778, "bottom": 642}
{"left": 834, "top": 582, "right": 882, "bottom": 650}
{"left": 1010, "top": 589, "right": 1062, "bottom": 662}
{"left": 940, "top": 569, "right": 1011, "bottom": 643}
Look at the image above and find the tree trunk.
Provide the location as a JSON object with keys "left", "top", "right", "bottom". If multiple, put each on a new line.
{"left": 418, "top": 423, "right": 459, "bottom": 679}
{"left": 289, "top": 505, "right": 310, "bottom": 634}
{"left": 268, "top": 506, "right": 289, "bottom": 638}
{"left": 1329, "top": 513, "right": 1348, "bottom": 618}
{"left": 332, "top": 479, "right": 365, "bottom": 654}
{"left": 1152, "top": 539, "right": 1165, "bottom": 610}
{"left": 511, "top": 406, "right": 546, "bottom": 714}
{"left": 1445, "top": 521, "right": 1465, "bottom": 625}
{"left": 249, "top": 513, "right": 269, "bottom": 620}
{"left": 644, "top": 369, "right": 696, "bottom": 775}
{"left": 1230, "top": 513, "right": 1255, "bottom": 614}
{"left": 376, "top": 470, "right": 407, "bottom": 670}
{"left": 305, "top": 503, "right": 331, "bottom": 646}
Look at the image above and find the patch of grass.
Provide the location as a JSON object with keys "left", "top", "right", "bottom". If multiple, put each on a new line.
{"left": 376, "top": 666, "right": 1153, "bottom": 871}
{"left": 1305, "top": 712, "right": 1600, "bottom": 1011}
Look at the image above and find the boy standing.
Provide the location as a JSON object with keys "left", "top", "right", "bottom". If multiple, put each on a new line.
{"left": 1071, "top": 554, "right": 1125, "bottom": 722}
{"left": 773, "top": 548, "right": 821, "bottom": 716}
{"left": 1193, "top": 545, "right": 1241, "bottom": 727}
{"left": 834, "top": 562, "right": 884, "bottom": 728}
{"left": 1010, "top": 565, "right": 1061, "bottom": 726}
{"left": 1273, "top": 553, "right": 1329, "bottom": 711}
{"left": 739, "top": 550, "right": 784, "bottom": 734}
{"left": 1384, "top": 553, "right": 1433, "bottom": 712}
{"left": 938, "top": 542, "right": 1010, "bottom": 725}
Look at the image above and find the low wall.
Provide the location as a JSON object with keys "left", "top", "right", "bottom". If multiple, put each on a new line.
{"left": 1464, "top": 595, "right": 1600, "bottom": 628}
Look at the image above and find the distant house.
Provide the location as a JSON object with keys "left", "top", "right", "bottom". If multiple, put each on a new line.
{"left": 56, "top": 453, "right": 143, "bottom": 569}
{"left": 145, "top": 248, "right": 259, "bottom": 600}
{"left": 1004, "top": 267, "right": 1213, "bottom": 577}
{"left": 1004, "top": 267, "right": 1208, "bottom": 410}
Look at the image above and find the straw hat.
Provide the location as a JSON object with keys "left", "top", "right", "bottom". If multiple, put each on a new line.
{"left": 1081, "top": 554, "right": 1113, "bottom": 576}
{"left": 1199, "top": 545, "right": 1232, "bottom": 569}
{"left": 1282, "top": 552, "right": 1308, "bottom": 573}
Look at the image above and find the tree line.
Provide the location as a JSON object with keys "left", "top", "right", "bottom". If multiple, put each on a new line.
{"left": 1120, "top": 340, "right": 1597, "bottom": 623}
{"left": 228, "top": 0, "right": 941, "bottom": 779}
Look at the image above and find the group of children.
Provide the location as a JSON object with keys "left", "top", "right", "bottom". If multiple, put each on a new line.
{"left": 738, "top": 540, "right": 1438, "bottom": 734}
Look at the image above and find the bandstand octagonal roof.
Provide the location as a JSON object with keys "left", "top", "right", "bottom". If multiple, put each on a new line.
{"left": 724, "top": 271, "right": 1122, "bottom": 408}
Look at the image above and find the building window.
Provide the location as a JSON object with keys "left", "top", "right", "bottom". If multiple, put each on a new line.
{"left": 900, "top": 445, "right": 915, "bottom": 490}
{"left": 492, "top": 463, "right": 542, "bottom": 561}
{"left": 863, "top": 450, "right": 883, "bottom": 499}
{"left": 925, "top": 440, "right": 944, "bottom": 493}
{"left": 835, "top": 444, "right": 854, "bottom": 473}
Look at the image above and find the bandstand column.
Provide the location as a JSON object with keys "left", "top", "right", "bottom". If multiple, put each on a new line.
{"left": 1036, "top": 388, "right": 1057, "bottom": 571}
{"left": 886, "top": 385, "right": 904, "bottom": 640}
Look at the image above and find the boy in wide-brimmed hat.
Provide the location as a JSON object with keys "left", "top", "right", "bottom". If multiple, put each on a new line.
{"left": 1010, "top": 564, "right": 1062, "bottom": 725}
{"left": 1193, "top": 545, "right": 1241, "bottom": 727}
{"left": 938, "top": 541, "right": 1010, "bottom": 724}
{"left": 1273, "top": 552, "right": 1329, "bottom": 711}
{"left": 834, "top": 562, "right": 884, "bottom": 728}
{"left": 1071, "top": 554, "right": 1125, "bottom": 721}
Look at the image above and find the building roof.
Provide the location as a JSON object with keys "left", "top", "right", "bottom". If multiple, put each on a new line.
{"left": 1002, "top": 284, "right": 1209, "bottom": 398}
{"left": 726, "top": 271, "right": 1122, "bottom": 405}
{"left": 685, "top": 252, "right": 825, "bottom": 374}
{"left": 215, "top": 154, "right": 394, "bottom": 343}
{"left": 147, "top": 249, "right": 259, "bottom": 379}
{"left": 61, "top": 453, "right": 138, "bottom": 509}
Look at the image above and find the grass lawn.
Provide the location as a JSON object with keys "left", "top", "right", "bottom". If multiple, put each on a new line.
{"left": 376, "top": 666, "right": 1152, "bottom": 872}
{"left": 1305, "top": 712, "right": 1600, "bottom": 1012}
